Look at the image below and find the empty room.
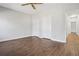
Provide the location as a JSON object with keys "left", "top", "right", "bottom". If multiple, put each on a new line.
{"left": 0, "top": 3, "right": 79, "bottom": 56}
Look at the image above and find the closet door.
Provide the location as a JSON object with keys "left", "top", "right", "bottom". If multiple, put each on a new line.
{"left": 40, "top": 16, "right": 52, "bottom": 38}
{"left": 32, "top": 15, "right": 41, "bottom": 37}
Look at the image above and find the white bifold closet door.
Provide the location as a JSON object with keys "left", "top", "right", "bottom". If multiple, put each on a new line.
{"left": 32, "top": 15, "right": 52, "bottom": 39}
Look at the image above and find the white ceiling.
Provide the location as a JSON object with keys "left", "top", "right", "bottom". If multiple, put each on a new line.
{"left": 0, "top": 3, "right": 79, "bottom": 15}
{"left": 0, "top": 3, "right": 43, "bottom": 14}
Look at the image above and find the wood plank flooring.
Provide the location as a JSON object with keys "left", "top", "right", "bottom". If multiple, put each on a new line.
{"left": 0, "top": 32, "right": 79, "bottom": 56}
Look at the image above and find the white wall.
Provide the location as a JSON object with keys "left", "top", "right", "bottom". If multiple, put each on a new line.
{"left": 77, "top": 16, "right": 79, "bottom": 34}
{"left": 0, "top": 6, "right": 32, "bottom": 42}
{"left": 1, "top": 3, "right": 79, "bottom": 42}
{"left": 32, "top": 3, "right": 79, "bottom": 42}
{"left": 32, "top": 4, "right": 66, "bottom": 42}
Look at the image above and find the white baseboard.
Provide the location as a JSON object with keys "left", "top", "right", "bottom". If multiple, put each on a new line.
{"left": 0, "top": 35, "right": 66, "bottom": 43}
{"left": 0, "top": 35, "right": 31, "bottom": 42}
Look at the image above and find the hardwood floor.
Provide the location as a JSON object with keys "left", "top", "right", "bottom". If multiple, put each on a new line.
{"left": 0, "top": 32, "right": 79, "bottom": 56}
{"left": 66, "top": 32, "right": 79, "bottom": 56}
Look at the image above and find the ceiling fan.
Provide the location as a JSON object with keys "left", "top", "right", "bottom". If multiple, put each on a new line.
{"left": 21, "top": 3, "right": 43, "bottom": 10}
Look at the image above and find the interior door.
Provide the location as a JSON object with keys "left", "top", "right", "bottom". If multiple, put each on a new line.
{"left": 71, "top": 22, "right": 76, "bottom": 33}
